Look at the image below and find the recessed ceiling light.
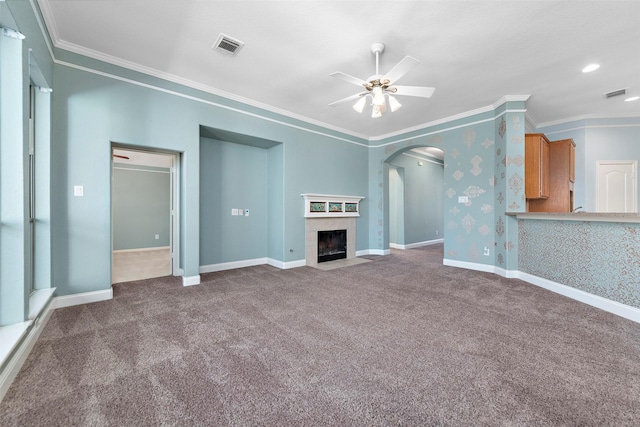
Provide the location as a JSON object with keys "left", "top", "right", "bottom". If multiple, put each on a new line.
{"left": 625, "top": 96, "right": 640, "bottom": 102}
{"left": 582, "top": 64, "right": 600, "bottom": 73}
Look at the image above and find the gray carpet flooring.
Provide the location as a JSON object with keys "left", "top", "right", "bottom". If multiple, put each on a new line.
{"left": 1, "top": 245, "right": 639, "bottom": 426}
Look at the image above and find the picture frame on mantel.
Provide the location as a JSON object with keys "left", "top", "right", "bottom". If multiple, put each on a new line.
{"left": 329, "top": 202, "right": 343, "bottom": 213}
{"left": 301, "top": 193, "right": 364, "bottom": 218}
{"left": 310, "top": 202, "right": 326, "bottom": 213}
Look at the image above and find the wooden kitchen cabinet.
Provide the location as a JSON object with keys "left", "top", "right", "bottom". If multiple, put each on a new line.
{"left": 525, "top": 133, "right": 550, "bottom": 199}
{"left": 528, "top": 138, "right": 576, "bottom": 212}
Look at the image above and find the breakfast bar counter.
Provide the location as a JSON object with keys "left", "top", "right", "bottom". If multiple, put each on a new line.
{"left": 508, "top": 211, "right": 640, "bottom": 313}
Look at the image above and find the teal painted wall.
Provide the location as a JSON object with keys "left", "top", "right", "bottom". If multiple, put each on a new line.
{"left": 388, "top": 166, "right": 404, "bottom": 245}
{"left": 51, "top": 65, "right": 202, "bottom": 294}
{"left": 388, "top": 154, "right": 443, "bottom": 245}
{"left": 199, "top": 137, "right": 270, "bottom": 265}
{"left": 113, "top": 166, "right": 171, "bottom": 250}
{"left": 48, "top": 51, "right": 368, "bottom": 293}
{"left": 282, "top": 136, "right": 369, "bottom": 260}
{"left": 267, "top": 144, "right": 284, "bottom": 262}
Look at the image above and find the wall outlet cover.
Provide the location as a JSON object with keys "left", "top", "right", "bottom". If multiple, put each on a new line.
{"left": 231, "top": 209, "right": 238, "bottom": 215}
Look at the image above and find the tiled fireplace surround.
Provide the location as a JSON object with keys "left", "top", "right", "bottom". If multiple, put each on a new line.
{"left": 305, "top": 217, "right": 356, "bottom": 267}
{"left": 301, "top": 194, "right": 362, "bottom": 267}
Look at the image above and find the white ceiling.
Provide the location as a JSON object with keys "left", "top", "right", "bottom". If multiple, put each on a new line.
{"left": 113, "top": 149, "right": 173, "bottom": 168}
{"left": 38, "top": 1, "right": 640, "bottom": 139}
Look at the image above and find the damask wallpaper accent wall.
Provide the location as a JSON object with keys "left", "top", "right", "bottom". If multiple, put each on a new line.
{"left": 369, "top": 101, "right": 526, "bottom": 269}
{"left": 519, "top": 219, "right": 640, "bottom": 309}
{"left": 442, "top": 121, "right": 497, "bottom": 263}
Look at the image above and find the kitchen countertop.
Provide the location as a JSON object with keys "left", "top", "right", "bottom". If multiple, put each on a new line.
{"left": 506, "top": 212, "right": 640, "bottom": 223}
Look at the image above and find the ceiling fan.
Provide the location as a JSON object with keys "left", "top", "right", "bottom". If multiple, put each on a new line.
{"left": 329, "top": 42, "right": 435, "bottom": 118}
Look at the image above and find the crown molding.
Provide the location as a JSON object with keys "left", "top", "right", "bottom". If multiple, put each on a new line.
{"left": 535, "top": 112, "right": 640, "bottom": 130}
{"left": 369, "top": 95, "right": 530, "bottom": 142}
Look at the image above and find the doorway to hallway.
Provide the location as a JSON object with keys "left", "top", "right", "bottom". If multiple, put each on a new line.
{"left": 111, "top": 146, "right": 180, "bottom": 283}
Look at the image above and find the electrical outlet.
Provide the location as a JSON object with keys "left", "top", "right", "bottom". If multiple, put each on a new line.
{"left": 458, "top": 196, "right": 468, "bottom": 204}
{"left": 155, "top": 234, "right": 159, "bottom": 240}
{"left": 238, "top": 208, "right": 244, "bottom": 216}
{"left": 231, "top": 209, "right": 238, "bottom": 216}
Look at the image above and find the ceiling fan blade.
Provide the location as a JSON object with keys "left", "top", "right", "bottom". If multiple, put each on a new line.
{"left": 330, "top": 72, "right": 368, "bottom": 87}
{"left": 391, "top": 85, "right": 435, "bottom": 98}
{"left": 382, "top": 56, "right": 420, "bottom": 84}
{"left": 329, "top": 92, "right": 368, "bottom": 106}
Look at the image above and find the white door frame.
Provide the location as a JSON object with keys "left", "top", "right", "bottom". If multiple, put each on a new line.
{"left": 111, "top": 145, "right": 182, "bottom": 278}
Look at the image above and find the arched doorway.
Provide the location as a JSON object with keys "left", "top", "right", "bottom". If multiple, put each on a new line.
{"left": 385, "top": 146, "right": 445, "bottom": 250}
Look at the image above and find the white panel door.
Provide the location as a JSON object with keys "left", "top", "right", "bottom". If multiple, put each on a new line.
{"left": 596, "top": 161, "right": 637, "bottom": 212}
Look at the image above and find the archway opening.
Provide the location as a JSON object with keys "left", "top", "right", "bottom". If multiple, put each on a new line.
{"left": 385, "top": 146, "right": 445, "bottom": 251}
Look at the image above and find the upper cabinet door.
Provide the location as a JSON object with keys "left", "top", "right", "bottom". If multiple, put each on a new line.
{"left": 525, "top": 134, "right": 550, "bottom": 199}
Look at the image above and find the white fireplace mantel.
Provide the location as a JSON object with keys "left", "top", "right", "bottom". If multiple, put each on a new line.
{"left": 301, "top": 193, "right": 364, "bottom": 218}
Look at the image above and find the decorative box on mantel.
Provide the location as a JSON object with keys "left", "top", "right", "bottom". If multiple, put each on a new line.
{"left": 301, "top": 193, "right": 364, "bottom": 218}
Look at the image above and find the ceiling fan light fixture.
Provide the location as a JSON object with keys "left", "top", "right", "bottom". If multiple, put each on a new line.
{"left": 353, "top": 96, "right": 367, "bottom": 113}
{"left": 372, "top": 87, "right": 385, "bottom": 106}
{"left": 388, "top": 95, "right": 402, "bottom": 112}
{"left": 371, "top": 104, "right": 383, "bottom": 118}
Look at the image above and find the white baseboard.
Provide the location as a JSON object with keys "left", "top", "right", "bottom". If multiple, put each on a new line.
{"left": 200, "top": 258, "right": 268, "bottom": 273}
{"left": 390, "top": 238, "right": 444, "bottom": 250}
{"left": 200, "top": 257, "right": 307, "bottom": 272}
{"left": 269, "top": 258, "right": 306, "bottom": 269}
{"left": 443, "top": 258, "right": 640, "bottom": 324}
{"left": 357, "top": 249, "right": 390, "bottom": 256}
{"left": 517, "top": 272, "right": 640, "bottom": 324}
{"left": 182, "top": 275, "right": 200, "bottom": 287}
{"left": 53, "top": 288, "right": 113, "bottom": 309}
{"left": 443, "top": 258, "right": 495, "bottom": 273}
{"left": 113, "top": 246, "right": 170, "bottom": 253}
{"left": 0, "top": 297, "right": 55, "bottom": 402}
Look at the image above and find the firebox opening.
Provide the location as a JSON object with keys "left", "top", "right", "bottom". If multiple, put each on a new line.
{"left": 317, "top": 229, "right": 347, "bottom": 263}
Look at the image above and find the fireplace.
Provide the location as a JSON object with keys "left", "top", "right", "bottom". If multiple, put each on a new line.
{"left": 317, "top": 229, "right": 347, "bottom": 263}
{"left": 302, "top": 194, "right": 363, "bottom": 267}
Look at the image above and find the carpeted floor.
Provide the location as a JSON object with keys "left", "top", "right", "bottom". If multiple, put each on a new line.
{"left": 1, "top": 245, "right": 639, "bottom": 426}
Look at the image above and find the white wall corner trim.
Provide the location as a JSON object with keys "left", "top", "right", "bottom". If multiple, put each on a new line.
{"left": 53, "top": 288, "right": 113, "bottom": 309}
{"left": 443, "top": 258, "right": 640, "bottom": 324}
{"left": 182, "top": 275, "right": 201, "bottom": 287}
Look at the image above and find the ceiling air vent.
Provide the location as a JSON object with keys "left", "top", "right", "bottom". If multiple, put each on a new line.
{"left": 213, "top": 33, "right": 244, "bottom": 56}
{"left": 603, "top": 88, "right": 627, "bottom": 99}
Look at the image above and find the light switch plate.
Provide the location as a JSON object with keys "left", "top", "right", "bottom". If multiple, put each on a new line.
{"left": 74, "top": 185, "right": 84, "bottom": 197}
{"left": 458, "top": 196, "right": 468, "bottom": 204}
